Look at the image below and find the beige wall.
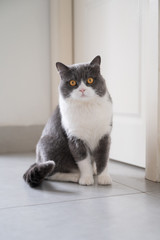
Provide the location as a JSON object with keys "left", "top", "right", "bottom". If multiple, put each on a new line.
{"left": 0, "top": 0, "right": 51, "bottom": 126}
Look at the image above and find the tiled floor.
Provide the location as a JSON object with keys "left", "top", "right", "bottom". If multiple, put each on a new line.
{"left": 0, "top": 153, "right": 160, "bottom": 240}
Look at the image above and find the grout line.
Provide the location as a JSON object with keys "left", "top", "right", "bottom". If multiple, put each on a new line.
{"left": 0, "top": 192, "right": 144, "bottom": 211}
{"left": 112, "top": 180, "right": 145, "bottom": 193}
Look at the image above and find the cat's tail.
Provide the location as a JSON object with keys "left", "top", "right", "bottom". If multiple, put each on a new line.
{"left": 23, "top": 161, "right": 55, "bottom": 187}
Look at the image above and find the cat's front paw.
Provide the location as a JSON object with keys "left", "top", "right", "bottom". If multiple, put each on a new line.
{"left": 79, "top": 175, "right": 94, "bottom": 186}
{"left": 98, "top": 173, "right": 112, "bottom": 185}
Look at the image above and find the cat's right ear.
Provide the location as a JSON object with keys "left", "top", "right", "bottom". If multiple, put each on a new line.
{"left": 56, "top": 62, "right": 69, "bottom": 73}
{"left": 90, "top": 56, "right": 101, "bottom": 66}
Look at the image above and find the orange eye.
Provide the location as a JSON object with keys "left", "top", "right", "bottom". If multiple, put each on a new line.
{"left": 87, "top": 77, "right": 94, "bottom": 84}
{"left": 69, "top": 80, "right": 77, "bottom": 86}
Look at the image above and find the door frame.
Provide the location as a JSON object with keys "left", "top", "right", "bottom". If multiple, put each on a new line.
{"left": 50, "top": 0, "right": 73, "bottom": 111}
{"left": 145, "top": 0, "right": 160, "bottom": 182}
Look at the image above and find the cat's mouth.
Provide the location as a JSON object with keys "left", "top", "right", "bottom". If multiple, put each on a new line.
{"left": 80, "top": 93, "right": 87, "bottom": 98}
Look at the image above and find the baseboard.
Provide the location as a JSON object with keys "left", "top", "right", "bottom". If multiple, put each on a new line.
{"left": 0, "top": 125, "right": 44, "bottom": 153}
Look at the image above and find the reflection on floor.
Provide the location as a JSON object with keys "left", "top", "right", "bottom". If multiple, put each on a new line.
{"left": 0, "top": 153, "right": 160, "bottom": 240}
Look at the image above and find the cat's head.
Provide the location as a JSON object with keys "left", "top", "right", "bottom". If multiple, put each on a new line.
{"left": 56, "top": 56, "right": 107, "bottom": 101}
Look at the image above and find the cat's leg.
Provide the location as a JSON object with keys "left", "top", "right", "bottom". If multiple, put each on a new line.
{"left": 36, "top": 135, "right": 79, "bottom": 183}
{"left": 37, "top": 135, "right": 78, "bottom": 173}
{"left": 77, "top": 156, "right": 94, "bottom": 185}
{"left": 69, "top": 137, "right": 94, "bottom": 185}
{"left": 36, "top": 136, "right": 55, "bottom": 164}
{"left": 94, "top": 135, "right": 112, "bottom": 185}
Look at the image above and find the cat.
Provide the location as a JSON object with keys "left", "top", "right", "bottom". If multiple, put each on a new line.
{"left": 23, "top": 56, "right": 113, "bottom": 187}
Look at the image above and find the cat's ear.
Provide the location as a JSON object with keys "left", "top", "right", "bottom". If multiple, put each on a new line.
{"left": 90, "top": 56, "right": 101, "bottom": 66}
{"left": 56, "top": 62, "right": 69, "bottom": 73}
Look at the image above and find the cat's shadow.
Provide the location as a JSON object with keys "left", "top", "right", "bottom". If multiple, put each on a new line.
{"left": 35, "top": 180, "right": 78, "bottom": 195}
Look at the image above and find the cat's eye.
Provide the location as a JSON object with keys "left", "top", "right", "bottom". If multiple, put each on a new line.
{"left": 69, "top": 80, "right": 77, "bottom": 86}
{"left": 87, "top": 77, "right": 94, "bottom": 84}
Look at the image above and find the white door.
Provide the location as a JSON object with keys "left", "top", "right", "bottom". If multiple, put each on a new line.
{"left": 74, "top": 0, "right": 147, "bottom": 167}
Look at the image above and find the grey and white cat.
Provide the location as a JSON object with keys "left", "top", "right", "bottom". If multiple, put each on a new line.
{"left": 23, "top": 56, "right": 113, "bottom": 187}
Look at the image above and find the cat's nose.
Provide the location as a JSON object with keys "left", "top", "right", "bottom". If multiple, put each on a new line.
{"left": 79, "top": 88, "right": 86, "bottom": 93}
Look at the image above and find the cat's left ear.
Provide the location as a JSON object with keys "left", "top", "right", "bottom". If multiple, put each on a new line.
{"left": 56, "top": 62, "right": 69, "bottom": 73}
{"left": 90, "top": 56, "right": 101, "bottom": 66}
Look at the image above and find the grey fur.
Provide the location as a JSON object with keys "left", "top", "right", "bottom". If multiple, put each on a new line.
{"left": 23, "top": 106, "right": 79, "bottom": 187}
{"left": 68, "top": 137, "right": 87, "bottom": 162}
{"left": 23, "top": 162, "right": 55, "bottom": 187}
{"left": 23, "top": 56, "right": 112, "bottom": 187}
{"left": 90, "top": 55, "right": 101, "bottom": 65}
{"left": 36, "top": 106, "right": 78, "bottom": 173}
{"left": 93, "top": 135, "right": 111, "bottom": 175}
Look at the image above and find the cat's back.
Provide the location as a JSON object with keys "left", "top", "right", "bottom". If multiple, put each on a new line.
{"left": 41, "top": 105, "right": 64, "bottom": 138}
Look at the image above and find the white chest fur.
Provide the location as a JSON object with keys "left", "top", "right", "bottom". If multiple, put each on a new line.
{"left": 59, "top": 94, "right": 112, "bottom": 151}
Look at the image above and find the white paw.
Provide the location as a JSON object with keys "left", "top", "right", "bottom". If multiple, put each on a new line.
{"left": 79, "top": 175, "right": 94, "bottom": 186}
{"left": 98, "top": 174, "right": 112, "bottom": 185}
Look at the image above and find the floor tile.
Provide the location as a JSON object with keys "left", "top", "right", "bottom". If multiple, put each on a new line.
{"left": 147, "top": 192, "right": 160, "bottom": 199}
{"left": 0, "top": 153, "right": 139, "bottom": 209}
{"left": 0, "top": 193, "right": 160, "bottom": 240}
{"left": 110, "top": 160, "right": 160, "bottom": 193}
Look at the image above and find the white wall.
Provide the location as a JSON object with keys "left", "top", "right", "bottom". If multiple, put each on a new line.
{"left": 0, "top": 0, "right": 51, "bottom": 126}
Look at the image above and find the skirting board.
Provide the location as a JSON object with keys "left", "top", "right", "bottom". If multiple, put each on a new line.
{"left": 0, "top": 125, "right": 44, "bottom": 153}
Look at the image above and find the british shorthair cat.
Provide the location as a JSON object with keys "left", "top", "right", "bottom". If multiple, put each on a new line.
{"left": 23, "top": 56, "right": 113, "bottom": 187}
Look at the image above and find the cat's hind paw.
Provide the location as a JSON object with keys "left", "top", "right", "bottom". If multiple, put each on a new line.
{"left": 98, "top": 173, "right": 112, "bottom": 185}
{"left": 79, "top": 175, "right": 94, "bottom": 186}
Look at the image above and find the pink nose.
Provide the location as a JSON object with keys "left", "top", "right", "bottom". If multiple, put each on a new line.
{"left": 79, "top": 88, "right": 86, "bottom": 93}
